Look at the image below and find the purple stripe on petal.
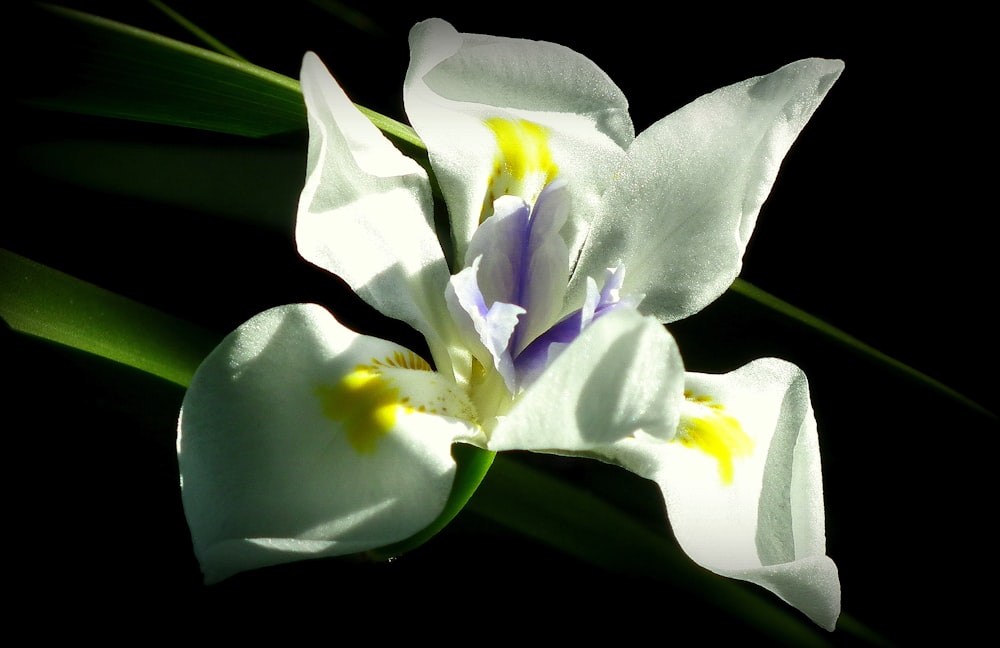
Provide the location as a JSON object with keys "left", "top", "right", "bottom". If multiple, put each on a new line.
{"left": 514, "top": 265, "right": 640, "bottom": 389}
{"left": 466, "top": 196, "right": 530, "bottom": 307}
{"left": 515, "top": 180, "right": 570, "bottom": 353}
{"left": 465, "top": 181, "right": 570, "bottom": 356}
{"left": 448, "top": 180, "right": 632, "bottom": 394}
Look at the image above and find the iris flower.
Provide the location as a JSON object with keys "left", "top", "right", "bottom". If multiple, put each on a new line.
{"left": 177, "top": 19, "right": 842, "bottom": 629}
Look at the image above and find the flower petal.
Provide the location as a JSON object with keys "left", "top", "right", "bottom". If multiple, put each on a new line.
{"left": 177, "top": 304, "right": 478, "bottom": 583}
{"left": 297, "top": 53, "right": 462, "bottom": 376}
{"left": 404, "top": 18, "right": 633, "bottom": 263}
{"left": 445, "top": 256, "right": 524, "bottom": 393}
{"left": 466, "top": 180, "right": 571, "bottom": 354}
{"left": 572, "top": 58, "right": 844, "bottom": 323}
{"left": 488, "top": 308, "right": 684, "bottom": 451}
{"left": 514, "top": 264, "right": 639, "bottom": 388}
{"left": 604, "top": 358, "right": 840, "bottom": 630}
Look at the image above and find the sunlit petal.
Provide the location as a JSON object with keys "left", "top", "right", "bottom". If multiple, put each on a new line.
{"left": 297, "top": 53, "right": 463, "bottom": 376}
{"left": 404, "top": 18, "right": 632, "bottom": 263}
{"left": 572, "top": 58, "right": 844, "bottom": 323}
{"left": 488, "top": 309, "right": 684, "bottom": 451}
{"left": 604, "top": 358, "right": 839, "bottom": 629}
{"left": 177, "top": 304, "right": 478, "bottom": 583}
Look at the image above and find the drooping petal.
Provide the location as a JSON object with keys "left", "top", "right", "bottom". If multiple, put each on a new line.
{"left": 488, "top": 308, "right": 684, "bottom": 451}
{"left": 404, "top": 18, "right": 633, "bottom": 262}
{"left": 297, "top": 53, "right": 463, "bottom": 377}
{"left": 603, "top": 358, "right": 840, "bottom": 630}
{"left": 571, "top": 58, "right": 844, "bottom": 323}
{"left": 177, "top": 304, "right": 479, "bottom": 583}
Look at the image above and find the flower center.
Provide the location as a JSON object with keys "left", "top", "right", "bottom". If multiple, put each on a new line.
{"left": 445, "top": 118, "right": 640, "bottom": 406}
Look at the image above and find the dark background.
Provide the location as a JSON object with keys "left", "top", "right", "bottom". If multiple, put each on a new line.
{"left": 8, "top": 1, "right": 994, "bottom": 643}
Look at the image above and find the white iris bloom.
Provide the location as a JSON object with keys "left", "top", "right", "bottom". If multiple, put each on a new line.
{"left": 177, "top": 18, "right": 842, "bottom": 630}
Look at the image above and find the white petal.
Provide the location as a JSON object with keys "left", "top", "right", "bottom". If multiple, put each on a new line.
{"left": 572, "top": 58, "right": 844, "bottom": 323}
{"left": 444, "top": 256, "right": 524, "bottom": 393}
{"left": 403, "top": 18, "right": 633, "bottom": 263}
{"left": 297, "top": 53, "right": 462, "bottom": 376}
{"left": 606, "top": 358, "right": 840, "bottom": 630}
{"left": 488, "top": 308, "right": 684, "bottom": 451}
{"left": 177, "top": 304, "right": 478, "bottom": 583}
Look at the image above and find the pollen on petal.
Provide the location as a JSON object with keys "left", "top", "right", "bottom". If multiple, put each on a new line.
{"left": 675, "top": 391, "right": 753, "bottom": 484}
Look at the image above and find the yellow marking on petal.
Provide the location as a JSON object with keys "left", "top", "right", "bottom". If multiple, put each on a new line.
{"left": 371, "top": 350, "right": 432, "bottom": 372}
{"left": 482, "top": 118, "right": 559, "bottom": 221}
{"left": 486, "top": 118, "right": 558, "bottom": 183}
{"left": 316, "top": 352, "right": 480, "bottom": 454}
{"left": 317, "top": 365, "right": 401, "bottom": 454}
{"left": 676, "top": 391, "right": 753, "bottom": 484}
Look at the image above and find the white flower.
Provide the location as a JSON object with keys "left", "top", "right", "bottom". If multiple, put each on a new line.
{"left": 598, "top": 359, "right": 839, "bottom": 629}
{"left": 177, "top": 18, "right": 842, "bottom": 629}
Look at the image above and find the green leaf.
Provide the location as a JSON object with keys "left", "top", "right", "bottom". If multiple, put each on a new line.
{"left": 148, "top": 0, "right": 247, "bottom": 61}
{"left": 0, "top": 248, "right": 217, "bottom": 387}
{"left": 21, "top": 3, "right": 423, "bottom": 148}
{"left": 730, "top": 278, "right": 996, "bottom": 421}
{"left": 22, "top": 3, "right": 304, "bottom": 138}
{"left": 470, "top": 456, "right": 828, "bottom": 646}
{"left": 18, "top": 137, "right": 304, "bottom": 229}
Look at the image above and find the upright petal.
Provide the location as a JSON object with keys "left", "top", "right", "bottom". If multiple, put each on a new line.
{"left": 605, "top": 358, "right": 840, "bottom": 630}
{"left": 572, "top": 58, "right": 844, "bottom": 323}
{"left": 177, "top": 304, "right": 479, "bottom": 583}
{"left": 404, "top": 18, "right": 633, "bottom": 262}
{"left": 488, "top": 308, "right": 684, "bottom": 451}
{"left": 466, "top": 181, "right": 571, "bottom": 354}
{"left": 297, "top": 53, "right": 462, "bottom": 377}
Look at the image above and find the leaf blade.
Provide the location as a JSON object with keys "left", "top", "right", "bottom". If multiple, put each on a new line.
{"left": 23, "top": 3, "right": 305, "bottom": 137}
{"left": 730, "top": 278, "right": 996, "bottom": 421}
{"left": 0, "top": 248, "right": 217, "bottom": 387}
